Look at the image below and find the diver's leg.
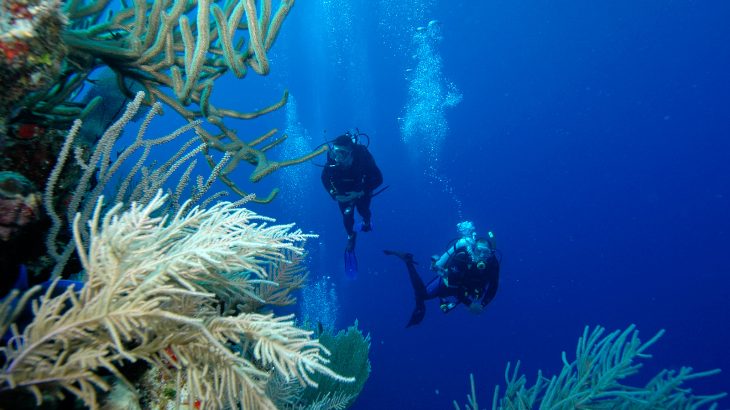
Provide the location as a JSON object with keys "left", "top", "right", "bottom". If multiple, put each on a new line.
{"left": 406, "top": 265, "right": 427, "bottom": 327}
{"left": 355, "top": 196, "right": 373, "bottom": 231}
{"left": 339, "top": 202, "right": 357, "bottom": 251}
{"left": 338, "top": 202, "right": 356, "bottom": 235}
{"left": 425, "top": 277, "right": 443, "bottom": 300}
{"left": 383, "top": 250, "right": 413, "bottom": 260}
{"left": 405, "top": 260, "right": 428, "bottom": 301}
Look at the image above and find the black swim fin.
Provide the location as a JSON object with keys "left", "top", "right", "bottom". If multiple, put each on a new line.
{"left": 383, "top": 249, "right": 417, "bottom": 264}
{"left": 407, "top": 302, "right": 426, "bottom": 327}
{"left": 344, "top": 250, "right": 358, "bottom": 279}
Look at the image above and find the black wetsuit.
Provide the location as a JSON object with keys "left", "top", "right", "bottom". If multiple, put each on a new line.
{"left": 433, "top": 251, "right": 499, "bottom": 308}
{"left": 385, "top": 249, "right": 500, "bottom": 327}
{"left": 321, "top": 145, "right": 383, "bottom": 236}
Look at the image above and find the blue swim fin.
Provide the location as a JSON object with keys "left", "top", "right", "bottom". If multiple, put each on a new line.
{"left": 11, "top": 264, "right": 29, "bottom": 291}
{"left": 2, "top": 270, "right": 84, "bottom": 344}
{"left": 344, "top": 250, "right": 358, "bottom": 279}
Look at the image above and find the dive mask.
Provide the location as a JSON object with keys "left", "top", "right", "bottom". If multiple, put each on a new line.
{"left": 474, "top": 240, "right": 492, "bottom": 270}
{"left": 331, "top": 145, "right": 352, "bottom": 163}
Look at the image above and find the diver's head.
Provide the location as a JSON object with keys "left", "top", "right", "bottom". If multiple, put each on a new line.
{"left": 473, "top": 239, "right": 493, "bottom": 270}
{"left": 456, "top": 221, "right": 476, "bottom": 239}
{"left": 330, "top": 134, "right": 354, "bottom": 165}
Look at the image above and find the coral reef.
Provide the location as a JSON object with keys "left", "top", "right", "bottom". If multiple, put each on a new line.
{"left": 454, "top": 325, "right": 727, "bottom": 410}
{"left": 0, "top": 2, "right": 373, "bottom": 405}
{"left": 0, "top": 90, "right": 371, "bottom": 409}
{"left": 259, "top": 322, "right": 372, "bottom": 409}
{"left": 243, "top": 249, "right": 309, "bottom": 312}
{"left": 1, "top": 0, "right": 325, "bottom": 283}
{"left": 0, "top": 0, "right": 71, "bottom": 198}
{"left": 43, "top": 91, "right": 223, "bottom": 278}
{"left": 296, "top": 323, "right": 372, "bottom": 408}
{"left": 0, "top": 0, "right": 67, "bottom": 122}
{"left": 3, "top": 0, "right": 325, "bottom": 203}
{"left": 0, "top": 171, "right": 41, "bottom": 242}
{"left": 0, "top": 171, "right": 45, "bottom": 297}
{"left": 0, "top": 191, "right": 352, "bottom": 409}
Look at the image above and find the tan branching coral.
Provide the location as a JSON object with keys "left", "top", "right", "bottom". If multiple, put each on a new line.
{"left": 44, "top": 91, "right": 228, "bottom": 278}
{"left": 5, "top": 0, "right": 324, "bottom": 203}
{"left": 198, "top": 112, "right": 328, "bottom": 203}
{"left": 48, "top": 0, "right": 322, "bottom": 202}
{"left": 243, "top": 249, "right": 309, "bottom": 312}
{"left": 0, "top": 191, "right": 352, "bottom": 409}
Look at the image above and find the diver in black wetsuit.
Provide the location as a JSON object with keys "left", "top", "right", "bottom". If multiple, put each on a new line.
{"left": 384, "top": 221, "right": 500, "bottom": 327}
{"left": 321, "top": 133, "right": 383, "bottom": 252}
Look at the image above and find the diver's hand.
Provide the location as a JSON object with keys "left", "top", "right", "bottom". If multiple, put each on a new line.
{"left": 335, "top": 191, "right": 364, "bottom": 202}
{"left": 430, "top": 254, "right": 442, "bottom": 271}
{"left": 468, "top": 302, "right": 484, "bottom": 315}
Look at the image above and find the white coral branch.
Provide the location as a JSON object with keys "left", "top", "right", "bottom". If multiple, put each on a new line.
{"left": 0, "top": 191, "right": 342, "bottom": 409}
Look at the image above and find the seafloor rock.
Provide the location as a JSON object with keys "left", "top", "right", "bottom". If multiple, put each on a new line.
{"left": 0, "top": 171, "right": 41, "bottom": 242}
{"left": 0, "top": 0, "right": 67, "bottom": 118}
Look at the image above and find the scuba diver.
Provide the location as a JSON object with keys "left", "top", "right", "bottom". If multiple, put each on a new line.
{"left": 321, "top": 130, "right": 383, "bottom": 278}
{"left": 384, "top": 221, "right": 500, "bottom": 327}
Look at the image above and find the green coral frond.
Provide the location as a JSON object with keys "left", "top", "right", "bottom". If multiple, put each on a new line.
{"left": 297, "top": 322, "right": 372, "bottom": 408}
{"left": 456, "top": 325, "right": 727, "bottom": 410}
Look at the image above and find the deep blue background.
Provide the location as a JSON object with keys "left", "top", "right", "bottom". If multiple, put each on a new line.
{"left": 148, "top": 0, "right": 730, "bottom": 408}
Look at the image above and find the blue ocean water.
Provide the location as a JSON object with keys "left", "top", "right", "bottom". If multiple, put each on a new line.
{"left": 148, "top": 0, "right": 729, "bottom": 408}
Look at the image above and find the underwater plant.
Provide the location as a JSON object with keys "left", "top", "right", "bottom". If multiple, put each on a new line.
{"left": 454, "top": 325, "right": 727, "bottom": 410}
{"left": 43, "top": 91, "right": 225, "bottom": 278}
{"left": 0, "top": 0, "right": 67, "bottom": 122}
{"left": 297, "top": 323, "right": 372, "bottom": 408}
{"left": 263, "top": 322, "right": 372, "bottom": 409}
{"left": 0, "top": 89, "right": 372, "bottom": 409}
{"left": 1, "top": 0, "right": 326, "bottom": 299}
{"left": 0, "top": 190, "right": 353, "bottom": 409}
{"left": 2, "top": 0, "right": 325, "bottom": 203}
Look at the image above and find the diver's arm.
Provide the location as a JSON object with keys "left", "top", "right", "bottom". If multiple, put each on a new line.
{"left": 432, "top": 251, "right": 451, "bottom": 274}
{"left": 321, "top": 168, "right": 337, "bottom": 199}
